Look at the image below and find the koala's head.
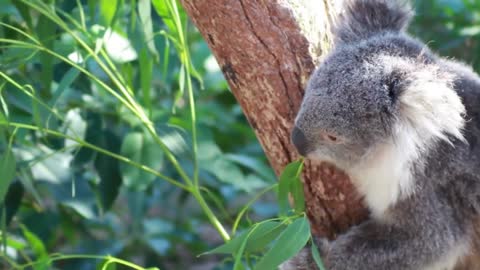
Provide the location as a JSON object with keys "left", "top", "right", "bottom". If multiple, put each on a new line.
{"left": 292, "top": 0, "right": 466, "bottom": 173}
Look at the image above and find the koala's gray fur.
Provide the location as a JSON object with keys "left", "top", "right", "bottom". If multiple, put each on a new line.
{"left": 284, "top": 0, "right": 480, "bottom": 269}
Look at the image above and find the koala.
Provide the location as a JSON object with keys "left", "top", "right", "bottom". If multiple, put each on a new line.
{"left": 283, "top": 0, "right": 480, "bottom": 270}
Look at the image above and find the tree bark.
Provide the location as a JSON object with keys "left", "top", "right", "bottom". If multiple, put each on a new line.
{"left": 181, "top": 0, "right": 368, "bottom": 239}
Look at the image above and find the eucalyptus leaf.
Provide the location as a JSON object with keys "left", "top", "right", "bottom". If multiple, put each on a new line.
{"left": 139, "top": 48, "right": 153, "bottom": 112}
{"left": 120, "top": 131, "right": 163, "bottom": 190}
{"left": 204, "top": 221, "right": 287, "bottom": 255}
{"left": 50, "top": 68, "right": 81, "bottom": 108}
{"left": 152, "top": 0, "right": 178, "bottom": 37}
{"left": 138, "top": 0, "right": 158, "bottom": 57}
{"left": 11, "top": 0, "right": 33, "bottom": 30}
{"left": 278, "top": 160, "right": 304, "bottom": 216}
{"left": 253, "top": 217, "right": 311, "bottom": 270}
{"left": 0, "top": 149, "right": 16, "bottom": 203}
{"left": 36, "top": 12, "right": 56, "bottom": 98}
{"left": 312, "top": 241, "right": 327, "bottom": 270}
{"left": 20, "top": 224, "right": 48, "bottom": 260}
{"left": 0, "top": 181, "right": 24, "bottom": 225}
{"left": 95, "top": 130, "right": 122, "bottom": 211}
{"left": 100, "top": 0, "right": 118, "bottom": 26}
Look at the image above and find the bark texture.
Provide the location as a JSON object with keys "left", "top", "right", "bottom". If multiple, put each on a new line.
{"left": 181, "top": 0, "right": 368, "bottom": 239}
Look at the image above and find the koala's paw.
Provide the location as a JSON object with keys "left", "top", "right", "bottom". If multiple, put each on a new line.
{"left": 278, "top": 238, "right": 331, "bottom": 270}
{"left": 314, "top": 237, "right": 331, "bottom": 256}
{"left": 278, "top": 248, "right": 313, "bottom": 270}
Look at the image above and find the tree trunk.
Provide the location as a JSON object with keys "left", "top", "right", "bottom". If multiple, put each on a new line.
{"left": 181, "top": 0, "right": 368, "bottom": 239}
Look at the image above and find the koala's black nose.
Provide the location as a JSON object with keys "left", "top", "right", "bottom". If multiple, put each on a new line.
{"left": 291, "top": 126, "right": 309, "bottom": 156}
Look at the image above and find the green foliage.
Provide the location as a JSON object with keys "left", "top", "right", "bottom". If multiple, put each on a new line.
{"left": 278, "top": 160, "right": 304, "bottom": 217}
{"left": 0, "top": 149, "right": 16, "bottom": 203}
{"left": 0, "top": 0, "right": 478, "bottom": 269}
{"left": 411, "top": 0, "right": 480, "bottom": 70}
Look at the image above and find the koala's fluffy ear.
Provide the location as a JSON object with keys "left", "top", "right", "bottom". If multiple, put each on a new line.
{"left": 334, "top": 0, "right": 413, "bottom": 44}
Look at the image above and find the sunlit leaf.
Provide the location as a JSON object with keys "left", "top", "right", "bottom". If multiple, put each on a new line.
{"left": 16, "top": 146, "right": 72, "bottom": 184}
{"left": 459, "top": 25, "right": 480, "bottom": 36}
{"left": 100, "top": 28, "right": 138, "bottom": 63}
{"left": 152, "top": 0, "right": 177, "bottom": 36}
{"left": 138, "top": 0, "right": 158, "bottom": 57}
{"left": 1, "top": 234, "right": 27, "bottom": 251}
{"left": 20, "top": 224, "right": 48, "bottom": 260}
{"left": 63, "top": 108, "right": 87, "bottom": 148}
{"left": 100, "top": 0, "right": 118, "bottom": 26}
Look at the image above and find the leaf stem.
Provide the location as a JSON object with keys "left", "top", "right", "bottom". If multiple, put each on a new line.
{"left": 192, "top": 188, "right": 230, "bottom": 241}
{"left": 1, "top": 122, "right": 189, "bottom": 191}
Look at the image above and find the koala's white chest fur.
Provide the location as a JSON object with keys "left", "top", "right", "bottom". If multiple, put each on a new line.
{"left": 350, "top": 139, "right": 416, "bottom": 218}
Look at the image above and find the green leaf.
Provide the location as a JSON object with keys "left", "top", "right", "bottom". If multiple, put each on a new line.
{"left": 459, "top": 25, "right": 480, "bottom": 36}
{"left": 11, "top": 0, "right": 33, "bottom": 30}
{"left": 0, "top": 110, "right": 6, "bottom": 125}
{"left": 2, "top": 234, "right": 27, "bottom": 251}
{"left": 120, "top": 131, "right": 163, "bottom": 190}
{"left": 100, "top": 0, "right": 119, "bottom": 26}
{"left": 139, "top": 48, "right": 153, "bottom": 112}
{"left": 224, "top": 153, "right": 276, "bottom": 182}
{"left": 311, "top": 242, "right": 327, "bottom": 270}
{"left": 0, "top": 149, "right": 16, "bottom": 203}
{"left": 173, "top": 64, "right": 185, "bottom": 109}
{"left": 95, "top": 130, "right": 122, "bottom": 212}
{"left": 73, "top": 113, "right": 102, "bottom": 166}
{"left": 233, "top": 229, "right": 248, "bottom": 270}
{"left": 20, "top": 224, "right": 48, "bottom": 260}
{"left": 49, "top": 68, "right": 81, "bottom": 107}
{"left": 156, "top": 123, "right": 190, "bottom": 156}
{"left": 162, "top": 37, "right": 170, "bottom": 81}
{"left": 253, "top": 217, "right": 311, "bottom": 270}
{"left": 204, "top": 221, "right": 287, "bottom": 255}
{"left": 1, "top": 181, "right": 24, "bottom": 225}
{"left": 138, "top": 0, "right": 158, "bottom": 58}
{"left": 36, "top": 13, "right": 56, "bottom": 98}
{"left": 152, "top": 0, "right": 177, "bottom": 36}
{"left": 88, "top": 0, "right": 96, "bottom": 20}
{"left": 291, "top": 173, "right": 305, "bottom": 214}
{"left": 278, "top": 160, "right": 304, "bottom": 216}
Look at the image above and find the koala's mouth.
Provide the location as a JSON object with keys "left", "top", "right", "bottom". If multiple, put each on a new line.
{"left": 307, "top": 149, "right": 336, "bottom": 163}
{"left": 291, "top": 126, "right": 343, "bottom": 156}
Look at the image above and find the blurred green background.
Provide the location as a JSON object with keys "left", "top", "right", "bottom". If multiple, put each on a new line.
{"left": 0, "top": 0, "right": 478, "bottom": 269}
